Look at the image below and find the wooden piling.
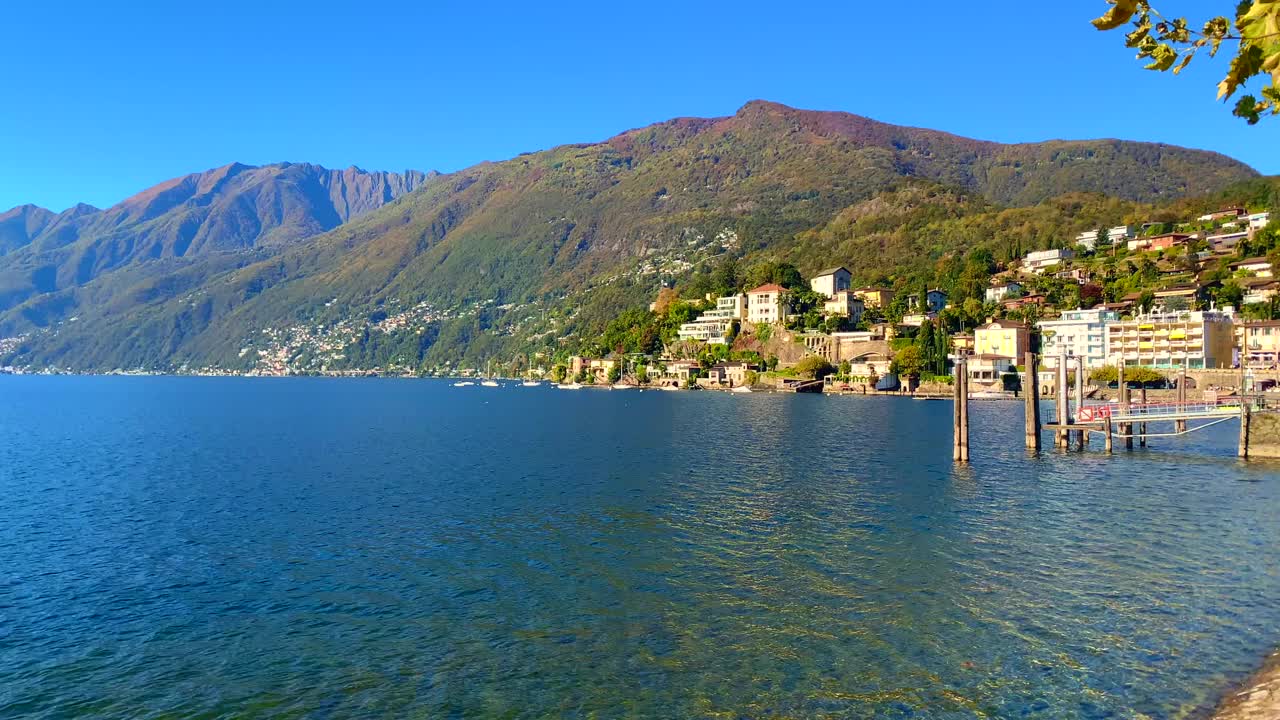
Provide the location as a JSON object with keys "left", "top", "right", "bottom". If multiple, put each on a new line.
{"left": 960, "top": 367, "right": 970, "bottom": 462}
{"left": 1024, "top": 352, "right": 1040, "bottom": 450}
{"left": 1056, "top": 356, "right": 1069, "bottom": 448}
{"left": 1239, "top": 403, "right": 1251, "bottom": 459}
{"left": 1139, "top": 386, "right": 1148, "bottom": 448}
{"left": 1176, "top": 365, "right": 1187, "bottom": 434}
{"left": 1104, "top": 415, "right": 1113, "bottom": 454}
{"left": 953, "top": 360, "right": 963, "bottom": 462}
{"left": 1119, "top": 364, "right": 1133, "bottom": 450}
{"left": 1074, "top": 356, "right": 1086, "bottom": 450}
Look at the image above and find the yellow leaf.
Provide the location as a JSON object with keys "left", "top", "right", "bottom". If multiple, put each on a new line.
{"left": 1092, "top": 0, "right": 1140, "bottom": 30}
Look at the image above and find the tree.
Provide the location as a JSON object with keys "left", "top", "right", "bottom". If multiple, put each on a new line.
{"left": 1218, "top": 279, "right": 1246, "bottom": 308}
{"left": 1092, "top": 1, "right": 1280, "bottom": 123}
{"left": 794, "top": 355, "right": 836, "bottom": 379}
{"left": 550, "top": 364, "right": 567, "bottom": 383}
{"left": 890, "top": 345, "right": 924, "bottom": 379}
{"left": 608, "top": 364, "right": 622, "bottom": 383}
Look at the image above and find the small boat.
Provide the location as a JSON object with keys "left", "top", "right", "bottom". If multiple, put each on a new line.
{"left": 731, "top": 386, "right": 752, "bottom": 394}
{"left": 480, "top": 359, "right": 500, "bottom": 387}
{"left": 611, "top": 383, "right": 634, "bottom": 390}
{"left": 521, "top": 380, "right": 541, "bottom": 387}
{"left": 558, "top": 383, "right": 583, "bottom": 390}
{"left": 453, "top": 381, "right": 474, "bottom": 387}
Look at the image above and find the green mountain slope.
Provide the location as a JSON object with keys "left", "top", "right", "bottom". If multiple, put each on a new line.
{"left": 0, "top": 163, "right": 433, "bottom": 312}
{"left": 0, "top": 101, "right": 1261, "bottom": 372}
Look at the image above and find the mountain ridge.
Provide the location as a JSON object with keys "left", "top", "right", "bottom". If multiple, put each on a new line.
{"left": 0, "top": 100, "right": 1264, "bottom": 371}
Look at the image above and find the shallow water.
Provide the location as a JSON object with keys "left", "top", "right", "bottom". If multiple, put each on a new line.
{"left": 1, "top": 376, "right": 1277, "bottom": 718}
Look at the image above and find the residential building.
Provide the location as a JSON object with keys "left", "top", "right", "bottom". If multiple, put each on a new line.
{"left": 1248, "top": 211, "right": 1271, "bottom": 231}
{"left": 1207, "top": 230, "right": 1248, "bottom": 251}
{"left": 809, "top": 267, "right": 852, "bottom": 298}
{"left": 974, "top": 319, "right": 1030, "bottom": 361}
{"left": 1128, "top": 233, "right": 1191, "bottom": 252}
{"left": 985, "top": 280, "right": 1022, "bottom": 303}
{"left": 823, "top": 290, "right": 865, "bottom": 323}
{"left": 1038, "top": 307, "right": 1118, "bottom": 369}
{"left": 1023, "top": 248, "right": 1073, "bottom": 273}
{"left": 1198, "top": 207, "right": 1247, "bottom": 222}
{"left": 1239, "top": 321, "right": 1280, "bottom": 369}
{"left": 1243, "top": 278, "right": 1280, "bottom": 306}
{"left": 705, "top": 362, "right": 757, "bottom": 387}
{"left": 652, "top": 360, "right": 700, "bottom": 386}
{"left": 901, "top": 312, "right": 937, "bottom": 327}
{"left": 1230, "top": 257, "right": 1273, "bottom": 278}
{"left": 853, "top": 287, "right": 895, "bottom": 309}
{"left": 746, "top": 284, "right": 790, "bottom": 324}
{"left": 907, "top": 289, "right": 948, "bottom": 313}
{"left": 677, "top": 294, "right": 747, "bottom": 344}
{"left": 951, "top": 333, "right": 974, "bottom": 356}
{"left": 1104, "top": 308, "right": 1236, "bottom": 369}
{"left": 1152, "top": 285, "right": 1202, "bottom": 310}
{"left": 1108, "top": 226, "right": 1136, "bottom": 244}
{"left": 967, "top": 354, "right": 1016, "bottom": 386}
{"left": 1001, "top": 294, "right": 1046, "bottom": 311}
{"left": 587, "top": 358, "right": 619, "bottom": 383}
{"left": 1075, "top": 230, "right": 1100, "bottom": 251}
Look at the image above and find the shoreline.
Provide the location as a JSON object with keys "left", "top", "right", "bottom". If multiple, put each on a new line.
{"left": 1214, "top": 651, "right": 1280, "bottom": 719}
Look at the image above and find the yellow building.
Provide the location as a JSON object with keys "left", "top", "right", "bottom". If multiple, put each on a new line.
{"left": 974, "top": 320, "right": 1030, "bottom": 361}
{"left": 853, "top": 287, "right": 895, "bottom": 309}
{"left": 1240, "top": 321, "right": 1280, "bottom": 369}
{"left": 1104, "top": 309, "right": 1235, "bottom": 369}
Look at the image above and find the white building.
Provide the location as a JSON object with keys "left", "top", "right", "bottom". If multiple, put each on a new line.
{"left": 746, "top": 284, "right": 789, "bottom": 324}
{"left": 1038, "top": 308, "right": 1119, "bottom": 369}
{"left": 1075, "top": 230, "right": 1100, "bottom": 251}
{"left": 1107, "top": 226, "right": 1135, "bottom": 244}
{"left": 677, "top": 294, "right": 746, "bottom": 344}
{"left": 822, "top": 290, "right": 865, "bottom": 323}
{"left": 1023, "top": 248, "right": 1073, "bottom": 274}
{"left": 1249, "top": 212, "right": 1271, "bottom": 231}
{"left": 985, "top": 281, "right": 1022, "bottom": 303}
{"left": 906, "top": 289, "right": 948, "bottom": 313}
{"left": 809, "top": 267, "right": 852, "bottom": 298}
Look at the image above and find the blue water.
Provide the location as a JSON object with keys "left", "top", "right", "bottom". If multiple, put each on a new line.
{"left": 1, "top": 377, "right": 1278, "bottom": 719}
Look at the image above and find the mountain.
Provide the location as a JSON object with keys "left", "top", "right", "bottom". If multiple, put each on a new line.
{"left": 0, "top": 163, "right": 433, "bottom": 310}
{"left": 0, "top": 101, "right": 1262, "bottom": 372}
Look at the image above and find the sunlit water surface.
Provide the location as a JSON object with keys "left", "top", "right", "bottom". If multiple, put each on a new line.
{"left": 1, "top": 376, "right": 1278, "bottom": 718}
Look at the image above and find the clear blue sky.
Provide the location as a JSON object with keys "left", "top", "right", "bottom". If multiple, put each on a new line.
{"left": 3, "top": 0, "right": 1275, "bottom": 211}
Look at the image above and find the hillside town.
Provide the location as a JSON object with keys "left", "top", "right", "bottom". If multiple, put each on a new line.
{"left": 534, "top": 205, "right": 1280, "bottom": 396}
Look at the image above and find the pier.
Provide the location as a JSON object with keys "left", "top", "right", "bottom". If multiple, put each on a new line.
{"left": 953, "top": 352, "right": 1280, "bottom": 460}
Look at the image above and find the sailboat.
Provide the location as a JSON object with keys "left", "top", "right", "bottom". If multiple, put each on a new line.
{"left": 480, "top": 359, "right": 500, "bottom": 387}
{"left": 521, "top": 353, "right": 541, "bottom": 387}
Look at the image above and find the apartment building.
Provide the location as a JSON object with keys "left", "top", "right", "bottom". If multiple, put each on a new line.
{"left": 1104, "top": 308, "right": 1236, "bottom": 369}
{"left": 1038, "top": 308, "right": 1118, "bottom": 369}
{"left": 746, "top": 284, "right": 790, "bottom": 324}
{"left": 677, "top": 294, "right": 746, "bottom": 344}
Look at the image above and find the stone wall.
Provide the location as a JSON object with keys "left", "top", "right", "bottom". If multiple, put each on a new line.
{"left": 1248, "top": 411, "right": 1280, "bottom": 459}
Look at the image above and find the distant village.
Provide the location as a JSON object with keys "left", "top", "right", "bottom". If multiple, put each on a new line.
{"left": 530, "top": 206, "right": 1279, "bottom": 395}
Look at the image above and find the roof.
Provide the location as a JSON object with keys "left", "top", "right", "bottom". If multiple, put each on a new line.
{"left": 747, "top": 283, "right": 786, "bottom": 294}
{"left": 1230, "top": 257, "right": 1271, "bottom": 267}
{"left": 982, "top": 319, "right": 1027, "bottom": 330}
{"left": 813, "top": 266, "right": 850, "bottom": 277}
{"left": 1244, "top": 320, "right": 1280, "bottom": 328}
{"left": 854, "top": 286, "right": 892, "bottom": 293}
{"left": 1154, "top": 285, "right": 1199, "bottom": 297}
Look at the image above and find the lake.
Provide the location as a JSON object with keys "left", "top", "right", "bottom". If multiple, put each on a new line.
{"left": 1, "top": 376, "right": 1278, "bottom": 718}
